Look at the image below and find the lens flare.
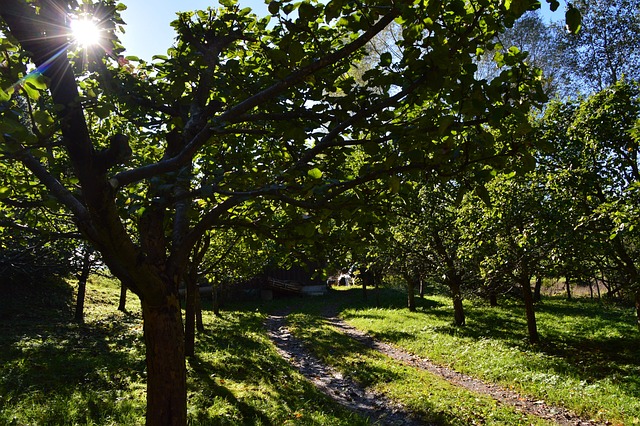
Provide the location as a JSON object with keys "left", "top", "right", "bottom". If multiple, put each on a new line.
{"left": 70, "top": 18, "right": 101, "bottom": 47}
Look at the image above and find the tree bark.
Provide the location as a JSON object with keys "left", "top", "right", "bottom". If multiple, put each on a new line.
{"left": 142, "top": 297, "right": 187, "bottom": 426}
{"left": 565, "top": 277, "right": 572, "bottom": 301}
{"left": 118, "top": 282, "right": 128, "bottom": 312}
{"left": 449, "top": 276, "right": 465, "bottom": 326}
{"left": 419, "top": 277, "right": 425, "bottom": 298}
{"left": 184, "top": 277, "right": 196, "bottom": 358}
{"left": 533, "top": 276, "right": 542, "bottom": 303}
{"left": 361, "top": 271, "right": 368, "bottom": 300}
{"left": 74, "top": 248, "right": 92, "bottom": 323}
{"left": 195, "top": 288, "right": 205, "bottom": 333}
{"left": 635, "top": 290, "right": 640, "bottom": 331}
{"left": 406, "top": 274, "right": 416, "bottom": 312}
{"left": 212, "top": 283, "right": 221, "bottom": 317}
{"left": 489, "top": 290, "right": 498, "bottom": 307}
{"left": 374, "top": 269, "right": 381, "bottom": 308}
{"left": 520, "top": 273, "right": 539, "bottom": 344}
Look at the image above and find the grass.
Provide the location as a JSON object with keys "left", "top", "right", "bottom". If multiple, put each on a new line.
{"left": 287, "top": 311, "right": 553, "bottom": 425}
{"left": 2, "top": 276, "right": 639, "bottom": 425}
{"left": 333, "top": 286, "right": 640, "bottom": 425}
{"left": 0, "top": 276, "right": 367, "bottom": 425}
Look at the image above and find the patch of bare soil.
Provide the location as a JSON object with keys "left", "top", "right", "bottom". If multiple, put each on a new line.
{"left": 266, "top": 310, "right": 428, "bottom": 425}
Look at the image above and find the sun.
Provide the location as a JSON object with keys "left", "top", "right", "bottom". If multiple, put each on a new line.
{"left": 70, "top": 18, "right": 101, "bottom": 48}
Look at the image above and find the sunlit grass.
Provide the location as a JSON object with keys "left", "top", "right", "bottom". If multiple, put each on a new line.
{"left": 0, "top": 276, "right": 367, "bottom": 425}
{"left": 287, "top": 310, "right": 553, "bottom": 425}
{"left": 336, "top": 287, "right": 640, "bottom": 425}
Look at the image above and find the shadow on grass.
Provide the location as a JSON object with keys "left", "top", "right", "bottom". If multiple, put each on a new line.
{"left": 304, "top": 287, "right": 640, "bottom": 401}
{"left": 189, "top": 310, "right": 369, "bottom": 425}
{"left": 0, "top": 280, "right": 146, "bottom": 424}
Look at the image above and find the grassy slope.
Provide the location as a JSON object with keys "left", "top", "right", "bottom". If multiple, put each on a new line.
{"left": 0, "top": 276, "right": 366, "bottom": 425}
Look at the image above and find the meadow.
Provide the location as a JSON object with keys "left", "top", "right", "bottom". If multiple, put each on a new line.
{"left": 1, "top": 277, "right": 638, "bottom": 425}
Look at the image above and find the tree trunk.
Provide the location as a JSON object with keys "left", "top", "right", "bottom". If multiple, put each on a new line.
{"left": 184, "top": 277, "right": 196, "bottom": 358}
{"left": 118, "top": 282, "right": 128, "bottom": 312}
{"left": 419, "top": 277, "right": 425, "bottom": 298}
{"left": 489, "top": 290, "right": 498, "bottom": 307}
{"left": 565, "top": 277, "right": 572, "bottom": 301}
{"left": 374, "top": 270, "right": 381, "bottom": 308}
{"left": 142, "top": 297, "right": 187, "bottom": 426}
{"left": 74, "top": 248, "right": 92, "bottom": 323}
{"left": 361, "top": 271, "right": 367, "bottom": 300}
{"left": 635, "top": 290, "right": 640, "bottom": 331}
{"left": 449, "top": 276, "right": 465, "bottom": 326}
{"left": 212, "top": 283, "right": 221, "bottom": 316}
{"left": 406, "top": 274, "right": 416, "bottom": 312}
{"left": 520, "top": 274, "right": 539, "bottom": 344}
{"left": 533, "top": 276, "right": 542, "bottom": 303}
{"left": 195, "top": 287, "right": 205, "bottom": 333}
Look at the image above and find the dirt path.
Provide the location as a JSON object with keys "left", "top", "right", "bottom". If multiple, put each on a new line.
{"left": 325, "top": 316, "right": 604, "bottom": 426}
{"left": 266, "top": 308, "right": 609, "bottom": 426}
{"left": 266, "top": 311, "right": 428, "bottom": 425}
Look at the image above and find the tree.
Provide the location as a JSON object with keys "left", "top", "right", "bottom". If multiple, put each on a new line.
{"left": 538, "top": 80, "right": 640, "bottom": 329}
{"left": 0, "top": 0, "right": 557, "bottom": 423}
{"left": 555, "top": 0, "right": 640, "bottom": 94}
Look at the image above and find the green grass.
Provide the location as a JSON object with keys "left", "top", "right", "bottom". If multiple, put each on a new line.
{"left": 287, "top": 311, "right": 552, "bottom": 425}
{"left": 3, "top": 277, "right": 639, "bottom": 425}
{"left": 334, "top": 287, "right": 640, "bottom": 425}
{"left": 0, "top": 276, "right": 368, "bottom": 425}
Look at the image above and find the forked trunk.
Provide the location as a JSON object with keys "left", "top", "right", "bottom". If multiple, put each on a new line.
{"left": 142, "top": 296, "right": 187, "bottom": 426}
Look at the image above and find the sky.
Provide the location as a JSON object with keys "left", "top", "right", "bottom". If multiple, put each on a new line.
{"left": 118, "top": 0, "right": 566, "bottom": 62}
{"left": 118, "top": 0, "right": 269, "bottom": 61}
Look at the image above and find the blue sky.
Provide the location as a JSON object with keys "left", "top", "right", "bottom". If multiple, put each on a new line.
{"left": 118, "top": 0, "right": 566, "bottom": 61}
{"left": 119, "top": 0, "right": 268, "bottom": 60}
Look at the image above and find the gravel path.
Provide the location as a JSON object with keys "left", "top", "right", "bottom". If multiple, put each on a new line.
{"left": 266, "top": 308, "right": 608, "bottom": 426}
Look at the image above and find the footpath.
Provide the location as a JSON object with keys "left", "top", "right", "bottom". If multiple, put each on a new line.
{"left": 265, "top": 309, "right": 606, "bottom": 426}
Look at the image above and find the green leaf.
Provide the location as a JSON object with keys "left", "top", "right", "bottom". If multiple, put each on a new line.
{"left": 308, "top": 168, "right": 323, "bottom": 179}
{"left": 379, "top": 52, "right": 392, "bottom": 67}
{"left": 0, "top": 89, "right": 11, "bottom": 102}
{"left": 565, "top": 6, "right": 582, "bottom": 34}
{"left": 475, "top": 185, "right": 492, "bottom": 206}
{"left": 268, "top": 1, "right": 279, "bottom": 15}
{"left": 324, "top": 0, "right": 342, "bottom": 22}
{"left": 0, "top": 187, "right": 10, "bottom": 199}
{"left": 389, "top": 176, "right": 400, "bottom": 193}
